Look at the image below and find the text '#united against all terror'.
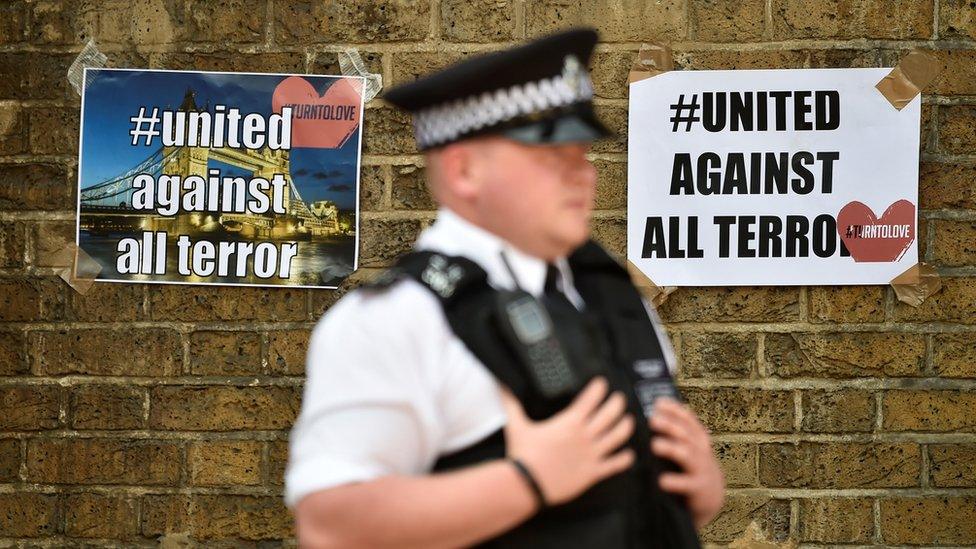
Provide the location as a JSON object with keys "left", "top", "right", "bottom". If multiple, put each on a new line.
{"left": 651, "top": 89, "right": 849, "bottom": 260}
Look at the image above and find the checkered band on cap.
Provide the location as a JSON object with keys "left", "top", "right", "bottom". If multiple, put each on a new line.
{"left": 412, "top": 56, "right": 594, "bottom": 149}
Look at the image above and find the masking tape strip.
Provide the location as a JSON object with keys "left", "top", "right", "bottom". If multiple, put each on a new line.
{"left": 338, "top": 49, "right": 383, "bottom": 103}
{"left": 626, "top": 260, "right": 677, "bottom": 306}
{"left": 44, "top": 243, "right": 102, "bottom": 295}
{"left": 67, "top": 39, "right": 108, "bottom": 96}
{"left": 628, "top": 42, "right": 674, "bottom": 84}
{"left": 875, "top": 51, "right": 940, "bottom": 111}
{"left": 890, "top": 261, "right": 941, "bottom": 307}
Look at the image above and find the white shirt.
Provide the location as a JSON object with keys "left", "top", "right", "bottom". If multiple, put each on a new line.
{"left": 284, "top": 208, "right": 676, "bottom": 509}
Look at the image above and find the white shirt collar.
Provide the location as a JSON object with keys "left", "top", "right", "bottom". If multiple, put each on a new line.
{"left": 415, "top": 207, "right": 577, "bottom": 301}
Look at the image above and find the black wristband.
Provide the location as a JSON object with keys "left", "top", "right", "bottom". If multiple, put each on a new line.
{"left": 508, "top": 457, "right": 548, "bottom": 510}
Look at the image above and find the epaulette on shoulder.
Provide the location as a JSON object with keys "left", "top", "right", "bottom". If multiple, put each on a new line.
{"left": 361, "top": 251, "right": 488, "bottom": 301}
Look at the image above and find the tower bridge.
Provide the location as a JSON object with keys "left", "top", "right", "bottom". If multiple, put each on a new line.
{"left": 80, "top": 90, "right": 343, "bottom": 239}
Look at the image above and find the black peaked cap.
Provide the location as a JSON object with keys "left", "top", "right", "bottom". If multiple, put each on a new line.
{"left": 383, "top": 28, "right": 612, "bottom": 150}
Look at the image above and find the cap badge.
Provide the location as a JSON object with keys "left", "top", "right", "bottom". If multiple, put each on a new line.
{"left": 562, "top": 54, "right": 584, "bottom": 95}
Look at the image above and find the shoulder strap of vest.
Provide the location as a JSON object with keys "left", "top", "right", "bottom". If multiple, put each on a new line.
{"left": 366, "top": 250, "right": 534, "bottom": 401}
{"left": 365, "top": 250, "right": 488, "bottom": 303}
{"left": 568, "top": 240, "right": 646, "bottom": 318}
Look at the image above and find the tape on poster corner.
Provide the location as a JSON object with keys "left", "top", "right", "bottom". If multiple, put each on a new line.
{"left": 890, "top": 261, "right": 941, "bottom": 307}
{"left": 628, "top": 42, "right": 674, "bottom": 84}
{"left": 626, "top": 260, "right": 677, "bottom": 306}
{"left": 338, "top": 49, "right": 383, "bottom": 103}
{"left": 67, "top": 39, "right": 108, "bottom": 96}
{"left": 44, "top": 243, "right": 102, "bottom": 295}
{"left": 875, "top": 51, "right": 940, "bottom": 111}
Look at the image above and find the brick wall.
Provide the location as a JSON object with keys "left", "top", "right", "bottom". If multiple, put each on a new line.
{"left": 1, "top": 0, "right": 974, "bottom": 546}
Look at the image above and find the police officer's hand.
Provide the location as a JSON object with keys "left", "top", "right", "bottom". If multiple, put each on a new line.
{"left": 649, "top": 398, "right": 726, "bottom": 528}
{"left": 499, "top": 376, "right": 636, "bottom": 507}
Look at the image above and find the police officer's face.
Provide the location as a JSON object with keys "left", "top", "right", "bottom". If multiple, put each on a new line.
{"left": 471, "top": 137, "right": 597, "bottom": 259}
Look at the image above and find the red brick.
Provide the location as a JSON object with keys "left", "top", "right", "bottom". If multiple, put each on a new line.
{"left": 31, "top": 329, "right": 182, "bottom": 376}
{"left": 188, "top": 440, "right": 263, "bottom": 486}
{"left": 700, "top": 495, "right": 791, "bottom": 543}
{"left": 154, "top": 52, "right": 305, "bottom": 73}
{"left": 0, "top": 330, "right": 28, "bottom": 376}
{"left": 65, "top": 492, "right": 137, "bottom": 539}
{"left": 267, "top": 330, "right": 310, "bottom": 376}
{"left": 799, "top": 497, "right": 874, "bottom": 543}
{"left": 28, "top": 106, "right": 78, "bottom": 155}
{"left": 441, "top": 0, "right": 517, "bottom": 42}
{"left": 267, "top": 440, "right": 287, "bottom": 486}
{"left": 759, "top": 442, "right": 920, "bottom": 488}
{"left": 274, "top": 0, "right": 430, "bottom": 44}
{"left": 765, "top": 332, "right": 924, "bottom": 378}
{"left": 184, "top": 0, "right": 266, "bottom": 43}
{"left": 931, "top": 220, "right": 976, "bottom": 267}
{"left": 679, "top": 332, "right": 756, "bottom": 378}
{"left": 149, "top": 385, "right": 300, "bottom": 431}
{"left": 0, "top": 492, "right": 59, "bottom": 537}
{"left": 801, "top": 389, "right": 874, "bottom": 433}
{"left": 27, "top": 438, "right": 180, "bottom": 485}
{"left": 892, "top": 277, "right": 976, "bottom": 323}
{"left": 690, "top": 0, "right": 765, "bottom": 41}
{"left": 69, "top": 384, "right": 146, "bottom": 430}
{"left": 683, "top": 387, "right": 794, "bottom": 433}
{"left": 0, "top": 162, "right": 73, "bottom": 211}
{"left": 190, "top": 495, "right": 294, "bottom": 540}
{"left": 929, "top": 443, "right": 976, "bottom": 487}
{"left": 526, "top": 0, "right": 687, "bottom": 42}
{"left": 881, "top": 497, "right": 976, "bottom": 544}
{"left": 658, "top": 287, "right": 800, "bottom": 323}
{"left": 593, "top": 160, "right": 626, "bottom": 210}
{"left": 66, "top": 282, "right": 145, "bottom": 322}
{"left": 0, "top": 278, "right": 65, "bottom": 321}
{"left": 359, "top": 217, "right": 425, "bottom": 267}
{"left": 919, "top": 162, "right": 976, "bottom": 210}
{"left": 0, "top": 385, "right": 62, "bottom": 431}
{"left": 190, "top": 331, "right": 262, "bottom": 376}
{"left": 362, "top": 106, "right": 417, "bottom": 155}
{"left": 0, "top": 438, "right": 20, "bottom": 481}
{"left": 884, "top": 390, "right": 976, "bottom": 432}
{"left": 938, "top": 105, "right": 976, "bottom": 154}
{"left": 149, "top": 285, "right": 307, "bottom": 321}
{"left": 0, "top": 2, "right": 27, "bottom": 44}
{"left": 808, "top": 285, "right": 885, "bottom": 323}
{"left": 0, "top": 221, "right": 27, "bottom": 268}
{"left": 941, "top": 0, "right": 976, "bottom": 39}
{"left": 932, "top": 332, "right": 976, "bottom": 378}
{"left": 0, "top": 104, "right": 28, "bottom": 154}
{"left": 772, "top": 0, "right": 932, "bottom": 39}
{"left": 714, "top": 442, "right": 757, "bottom": 487}
{"left": 391, "top": 164, "right": 435, "bottom": 211}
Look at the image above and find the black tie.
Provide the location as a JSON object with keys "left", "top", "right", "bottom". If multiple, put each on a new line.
{"left": 543, "top": 263, "right": 578, "bottom": 313}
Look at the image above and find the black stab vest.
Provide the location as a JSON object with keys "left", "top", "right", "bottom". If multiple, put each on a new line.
{"left": 368, "top": 240, "right": 701, "bottom": 549}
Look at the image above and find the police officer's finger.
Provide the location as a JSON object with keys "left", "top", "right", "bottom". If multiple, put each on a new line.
{"left": 650, "top": 437, "right": 695, "bottom": 470}
{"left": 658, "top": 472, "right": 696, "bottom": 495}
{"left": 650, "top": 404, "right": 711, "bottom": 452}
{"left": 648, "top": 410, "right": 698, "bottom": 449}
{"left": 653, "top": 399, "right": 710, "bottom": 447}
{"left": 566, "top": 376, "right": 609, "bottom": 421}
{"left": 586, "top": 390, "right": 627, "bottom": 436}
{"left": 595, "top": 448, "right": 635, "bottom": 480}
{"left": 594, "top": 413, "right": 634, "bottom": 457}
{"left": 498, "top": 387, "right": 529, "bottom": 425}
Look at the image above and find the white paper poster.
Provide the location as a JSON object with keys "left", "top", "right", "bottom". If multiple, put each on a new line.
{"left": 627, "top": 68, "right": 920, "bottom": 286}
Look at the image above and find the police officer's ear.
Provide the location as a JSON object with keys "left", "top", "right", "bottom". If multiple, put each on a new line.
{"left": 426, "top": 139, "right": 490, "bottom": 202}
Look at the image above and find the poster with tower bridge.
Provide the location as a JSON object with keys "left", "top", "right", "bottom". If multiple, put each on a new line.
{"left": 77, "top": 68, "right": 364, "bottom": 288}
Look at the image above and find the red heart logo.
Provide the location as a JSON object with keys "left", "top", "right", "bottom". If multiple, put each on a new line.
{"left": 272, "top": 76, "right": 362, "bottom": 149}
{"left": 837, "top": 200, "right": 916, "bottom": 262}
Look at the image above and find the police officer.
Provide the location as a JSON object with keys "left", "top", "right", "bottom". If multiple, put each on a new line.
{"left": 285, "top": 28, "right": 725, "bottom": 548}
